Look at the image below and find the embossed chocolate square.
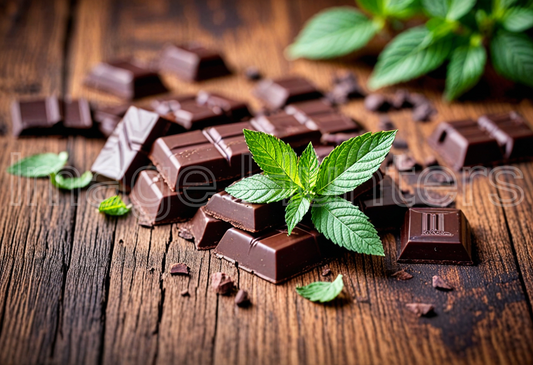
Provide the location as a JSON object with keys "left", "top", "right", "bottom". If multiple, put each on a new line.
{"left": 398, "top": 208, "right": 473, "bottom": 265}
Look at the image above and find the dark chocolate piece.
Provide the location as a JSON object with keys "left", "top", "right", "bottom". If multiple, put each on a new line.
{"left": 170, "top": 263, "right": 189, "bottom": 275}
{"left": 211, "top": 272, "right": 234, "bottom": 295}
{"left": 183, "top": 207, "right": 232, "bottom": 250}
{"left": 245, "top": 67, "right": 262, "bottom": 81}
{"left": 412, "top": 103, "right": 436, "bottom": 122}
{"left": 159, "top": 43, "right": 231, "bottom": 81}
{"left": 327, "top": 72, "right": 365, "bottom": 105}
{"left": 215, "top": 225, "right": 327, "bottom": 284}
{"left": 478, "top": 111, "right": 533, "bottom": 160}
{"left": 84, "top": 59, "right": 168, "bottom": 99}
{"left": 406, "top": 303, "right": 435, "bottom": 317}
{"left": 204, "top": 191, "right": 285, "bottom": 232}
{"left": 235, "top": 289, "right": 250, "bottom": 307}
{"left": 254, "top": 77, "right": 322, "bottom": 109}
{"left": 149, "top": 95, "right": 195, "bottom": 115}
{"left": 378, "top": 116, "right": 396, "bottom": 131}
{"left": 432, "top": 275, "right": 453, "bottom": 290}
{"left": 391, "top": 89, "right": 413, "bottom": 109}
{"left": 398, "top": 208, "right": 473, "bottom": 265}
{"left": 427, "top": 119, "right": 503, "bottom": 171}
{"left": 392, "top": 138, "right": 409, "bottom": 150}
{"left": 166, "top": 98, "right": 227, "bottom": 130}
{"left": 92, "top": 103, "right": 130, "bottom": 137}
{"left": 321, "top": 266, "right": 331, "bottom": 277}
{"left": 250, "top": 113, "right": 322, "bottom": 149}
{"left": 196, "top": 91, "right": 252, "bottom": 122}
{"left": 284, "top": 99, "right": 335, "bottom": 123}
{"left": 364, "top": 94, "right": 390, "bottom": 112}
{"left": 63, "top": 98, "right": 93, "bottom": 131}
{"left": 11, "top": 97, "right": 62, "bottom": 136}
{"left": 393, "top": 154, "right": 421, "bottom": 172}
{"left": 391, "top": 270, "right": 413, "bottom": 280}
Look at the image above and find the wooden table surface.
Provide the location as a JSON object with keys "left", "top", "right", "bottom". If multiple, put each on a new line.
{"left": 1, "top": 0, "right": 533, "bottom": 364}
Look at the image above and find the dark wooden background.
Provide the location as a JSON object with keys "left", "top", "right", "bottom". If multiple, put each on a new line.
{"left": 1, "top": 0, "right": 533, "bottom": 364}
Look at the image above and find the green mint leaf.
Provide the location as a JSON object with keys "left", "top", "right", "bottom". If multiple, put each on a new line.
{"left": 285, "top": 194, "right": 311, "bottom": 235}
{"left": 445, "top": 42, "right": 486, "bottom": 101}
{"left": 369, "top": 27, "right": 452, "bottom": 90}
{"left": 501, "top": 7, "right": 533, "bottom": 32}
{"left": 99, "top": 195, "right": 131, "bottom": 216}
{"left": 384, "top": 0, "right": 421, "bottom": 19}
{"left": 311, "top": 196, "right": 384, "bottom": 256}
{"left": 226, "top": 174, "right": 296, "bottom": 204}
{"left": 243, "top": 129, "right": 300, "bottom": 187}
{"left": 7, "top": 151, "right": 68, "bottom": 177}
{"left": 315, "top": 131, "right": 396, "bottom": 196}
{"left": 491, "top": 30, "right": 533, "bottom": 88}
{"left": 50, "top": 171, "right": 93, "bottom": 190}
{"left": 296, "top": 274, "right": 344, "bottom": 303}
{"left": 356, "top": 0, "right": 385, "bottom": 15}
{"left": 298, "top": 143, "right": 319, "bottom": 192}
{"left": 421, "top": 0, "right": 448, "bottom": 18}
{"left": 286, "top": 7, "right": 379, "bottom": 60}
{"left": 422, "top": 0, "right": 474, "bottom": 20}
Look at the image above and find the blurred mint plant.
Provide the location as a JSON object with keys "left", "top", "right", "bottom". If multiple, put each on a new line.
{"left": 286, "top": 0, "right": 533, "bottom": 101}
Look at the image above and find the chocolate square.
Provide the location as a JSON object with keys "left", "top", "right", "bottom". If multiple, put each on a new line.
{"left": 254, "top": 77, "right": 322, "bottom": 109}
{"left": 11, "top": 97, "right": 62, "bottom": 136}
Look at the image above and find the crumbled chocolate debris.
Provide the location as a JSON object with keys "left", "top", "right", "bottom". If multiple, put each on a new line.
{"left": 391, "top": 270, "right": 413, "bottom": 280}
{"left": 378, "top": 116, "right": 395, "bottom": 131}
{"left": 394, "top": 154, "right": 421, "bottom": 172}
{"left": 432, "top": 275, "right": 453, "bottom": 290}
{"left": 321, "top": 266, "right": 331, "bottom": 276}
{"left": 211, "top": 272, "right": 234, "bottom": 295}
{"left": 180, "top": 289, "right": 190, "bottom": 297}
{"left": 412, "top": 103, "right": 436, "bottom": 122}
{"left": 235, "top": 289, "right": 250, "bottom": 307}
{"left": 170, "top": 263, "right": 189, "bottom": 275}
{"left": 406, "top": 303, "right": 435, "bottom": 317}
{"left": 392, "top": 89, "right": 413, "bottom": 109}
{"left": 364, "top": 94, "right": 390, "bottom": 112}
{"left": 245, "top": 67, "right": 262, "bottom": 81}
{"left": 393, "top": 138, "right": 409, "bottom": 150}
{"left": 178, "top": 227, "right": 193, "bottom": 240}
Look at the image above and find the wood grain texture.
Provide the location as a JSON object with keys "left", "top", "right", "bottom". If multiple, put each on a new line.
{"left": 1, "top": 0, "right": 533, "bottom": 364}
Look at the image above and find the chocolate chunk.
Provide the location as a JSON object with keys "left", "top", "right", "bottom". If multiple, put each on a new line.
{"left": 185, "top": 207, "right": 232, "bottom": 250}
{"left": 254, "top": 76, "right": 322, "bottom": 109}
{"left": 163, "top": 98, "right": 227, "bottom": 131}
{"left": 84, "top": 59, "right": 168, "bottom": 99}
{"left": 391, "top": 270, "right": 413, "bottom": 280}
{"left": 245, "top": 67, "right": 262, "bottom": 81}
{"left": 408, "top": 93, "right": 429, "bottom": 107}
{"left": 321, "top": 266, "right": 331, "bottom": 277}
{"left": 406, "top": 303, "right": 435, "bottom": 317}
{"left": 92, "top": 103, "right": 130, "bottom": 138}
{"left": 196, "top": 91, "right": 252, "bottom": 122}
{"left": 11, "top": 97, "right": 62, "bottom": 136}
{"left": 180, "top": 289, "right": 190, "bottom": 297}
{"left": 178, "top": 228, "right": 194, "bottom": 240}
{"left": 170, "top": 263, "right": 189, "bottom": 275}
{"left": 63, "top": 98, "right": 93, "bottom": 132}
{"left": 364, "top": 94, "right": 390, "bottom": 112}
{"left": 306, "top": 113, "right": 362, "bottom": 136}
{"left": 250, "top": 113, "right": 322, "bottom": 149}
{"left": 235, "top": 289, "right": 250, "bottom": 307}
{"left": 404, "top": 187, "right": 455, "bottom": 208}
{"left": 378, "top": 116, "right": 395, "bottom": 131}
{"left": 215, "top": 225, "right": 329, "bottom": 284}
{"left": 149, "top": 95, "right": 195, "bottom": 115}
{"left": 412, "top": 103, "right": 436, "bottom": 122}
{"left": 391, "top": 89, "right": 413, "bottom": 109}
{"left": 211, "top": 272, "right": 234, "bottom": 295}
{"left": 159, "top": 43, "right": 231, "bottom": 81}
{"left": 284, "top": 99, "right": 335, "bottom": 123}
{"left": 392, "top": 138, "right": 409, "bottom": 150}
{"left": 398, "top": 208, "right": 473, "bottom": 265}
{"left": 327, "top": 81, "right": 365, "bottom": 105}
{"left": 332, "top": 71, "right": 358, "bottom": 85}
{"left": 394, "top": 154, "right": 421, "bottom": 171}
{"left": 432, "top": 275, "right": 453, "bottom": 290}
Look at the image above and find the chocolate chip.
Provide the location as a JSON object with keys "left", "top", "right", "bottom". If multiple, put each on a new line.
{"left": 394, "top": 154, "right": 421, "bottom": 172}
{"left": 392, "top": 89, "right": 413, "bottom": 109}
{"left": 245, "top": 67, "right": 262, "bottom": 81}
{"left": 321, "top": 266, "right": 331, "bottom": 276}
{"left": 412, "top": 103, "right": 436, "bottom": 122}
{"left": 393, "top": 138, "right": 409, "bottom": 149}
{"left": 180, "top": 289, "right": 190, "bottom": 297}
{"left": 432, "top": 275, "right": 453, "bottom": 290}
{"left": 170, "top": 263, "right": 189, "bottom": 275}
{"left": 178, "top": 227, "right": 193, "bottom": 240}
{"left": 391, "top": 270, "right": 413, "bottom": 280}
{"left": 365, "top": 94, "right": 390, "bottom": 112}
{"left": 406, "top": 303, "right": 435, "bottom": 317}
{"left": 235, "top": 289, "right": 250, "bottom": 307}
{"left": 211, "top": 272, "right": 234, "bottom": 295}
{"left": 378, "top": 116, "right": 396, "bottom": 131}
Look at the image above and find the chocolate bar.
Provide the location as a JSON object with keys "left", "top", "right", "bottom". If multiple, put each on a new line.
{"left": 398, "top": 208, "right": 473, "bottom": 265}
{"left": 254, "top": 77, "right": 322, "bottom": 109}
{"left": 84, "top": 59, "right": 168, "bottom": 99}
{"left": 159, "top": 43, "right": 231, "bottom": 81}
{"left": 11, "top": 97, "right": 62, "bottom": 136}
{"left": 204, "top": 191, "right": 285, "bottom": 232}
{"left": 215, "top": 224, "right": 328, "bottom": 284}
{"left": 63, "top": 99, "right": 93, "bottom": 132}
{"left": 180, "top": 207, "right": 232, "bottom": 249}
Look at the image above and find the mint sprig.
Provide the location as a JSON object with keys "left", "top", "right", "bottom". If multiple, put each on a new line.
{"left": 296, "top": 274, "right": 344, "bottom": 302}
{"left": 99, "top": 195, "right": 131, "bottom": 216}
{"left": 226, "top": 130, "right": 397, "bottom": 255}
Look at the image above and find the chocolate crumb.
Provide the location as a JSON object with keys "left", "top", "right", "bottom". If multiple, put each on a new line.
{"left": 392, "top": 89, "right": 413, "bottom": 109}
{"left": 245, "top": 67, "right": 262, "bottom": 81}
{"left": 170, "top": 263, "right": 189, "bottom": 275}
{"left": 432, "top": 275, "right": 453, "bottom": 290}
{"left": 406, "top": 303, "right": 435, "bottom": 317}
{"left": 235, "top": 289, "right": 250, "bottom": 307}
{"left": 178, "top": 227, "right": 193, "bottom": 240}
{"left": 391, "top": 270, "right": 413, "bottom": 280}
{"left": 412, "top": 103, "right": 436, "bottom": 122}
{"left": 365, "top": 94, "right": 390, "bottom": 112}
{"left": 321, "top": 266, "right": 331, "bottom": 276}
{"left": 211, "top": 272, "right": 234, "bottom": 295}
{"left": 408, "top": 93, "right": 429, "bottom": 107}
{"left": 394, "top": 154, "right": 421, "bottom": 172}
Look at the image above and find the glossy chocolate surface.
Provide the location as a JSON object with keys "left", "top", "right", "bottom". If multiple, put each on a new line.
{"left": 254, "top": 77, "right": 322, "bottom": 109}
{"left": 182, "top": 207, "right": 232, "bottom": 250}
{"left": 11, "top": 97, "right": 62, "bottom": 136}
{"left": 398, "top": 208, "right": 473, "bottom": 265}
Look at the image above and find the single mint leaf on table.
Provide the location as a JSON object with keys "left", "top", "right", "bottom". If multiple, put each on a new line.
{"left": 298, "top": 142, "right": 319, "bottom": 192}
{"left": 315, "top": 131, "right": 396, "bottom": 196}
{"left": 296, "top": 274, "right": 344, "bottom": 303}
{"left": 286, "top": 7, "right": 379, "bottom": 60}
{"left": 368, "top": 26, "right": 452, "bottom": 90}
{"left": 445, "top": 42, "right": 486, "bottom": 101}
{"left": 491, "top": 31, "right": 533, "bottom": 88}
{"left": 311, "top": 196, "right": 384, "bottom": 256}
{"left": 7, "top": 151, "right": 68, "bottom": 177}
{"left": 285, "top": 194, "right": 312, "bottom": 235}
{"left": 243, "top": 129, "right": 300, "bottom": 187}
{"left": 225, "top": 174, "right": 296, "bottom": 204}
{"left": 50, "top": 171, "right": 93, "bottom": 190}
{"left": 99, "top": 195, "right": 131, "bottom": 216}
{"left": 501, "top": 7, "right": 533, "bottom": 32}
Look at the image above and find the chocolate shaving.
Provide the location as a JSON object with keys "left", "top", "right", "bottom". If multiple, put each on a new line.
{"left": 211, "top": 272, "right": 234, "bottom": 295}
{"left": 235, "top": 289, "right": 250, "bottom": 307}
{"left": 432, "top": 275, "right": 453, "bottom": 290}
{"left": 406, "top": 303, "right": 435, "bottom": 317}
{"left": 170, "top": 263, "right": 189, "bottom": 275}
{"left": 321, "top": 266, "right": 331, "bottom": 277}
{"left": 391, "top": 270, "right": 413, "bottom": 280}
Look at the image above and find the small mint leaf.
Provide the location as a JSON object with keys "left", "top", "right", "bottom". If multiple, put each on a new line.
{"left": 99, "top": 195, "right": 131, "bottom": 216}
{"left": 298, "top": 143, "right": 319, "bottom": 192}
{"left": 311, "top": 196, "right": 384, "bottom": 256}
{"left": 445, "top": 43, "right": 486, "bottom": 101}
{"left": 296, "top": 274, "right": 344, "bottom": 303}
{"left": 7, "top": 151, "right": 68, "bottom": 177}
{"left": 51, "top": 171, "right": 93, "bottom": 190}
{"left": 315, "top": 131, "right": 396, "bottom": 196}
{"left": 243, "top": 129, "right": 300, "bottom": 187}
{"left": 225, "top": 174, "right": 296, "bottom": 204}
{"left": 285, "top": 194, "right": 311, "bottom": 235}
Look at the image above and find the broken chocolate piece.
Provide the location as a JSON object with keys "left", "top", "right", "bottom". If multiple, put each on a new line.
{"left": 392, "top": 138, "right": 409, "bottom": 150}
{"left": 63, "top": 98, "right": 93, "bottom": 132}
{"left": 394, "top": 154, "right": 421, "bottom": 172}
{"left": 412, "top": 103, "right": 436, "bottom": 122}
{"left": 185, "top": 207, "right": 232, "bottom": 250}
{"left": 245, "top": 67, "right": 262, "bottom": 81}
{"left": 364, "top": 94, "right": 390, "bottom": 112}
{"left": 391, "top": 270, "right": 413, "bottom": 280}
{"left": 11, "top": 97, "right": 62, "bottom": 136}
{"left": 254, "top": 76, "right": 322, "bottom": 109}
{"left": 432, "top": 275, "right": 453, "bottom": 290}
{"left": 392, "top": 89, "right": 413, "bottom": 109}
{"left": 235, "top": 289, "right": 250, "bottom": 307}
{"left": 406, "top": 303, "right": 435, "bottom": 317}
{"left": 378, "top": 116, "right": 395, "bottom": 131}
{"left": 211, "top": 272, "right": 234, "bottom": 295}
{"left": 170, "top": 263, "right": 189, "bottom": 275}
{"left": 177, "top": 228, "right": 194, "bottom": 240}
